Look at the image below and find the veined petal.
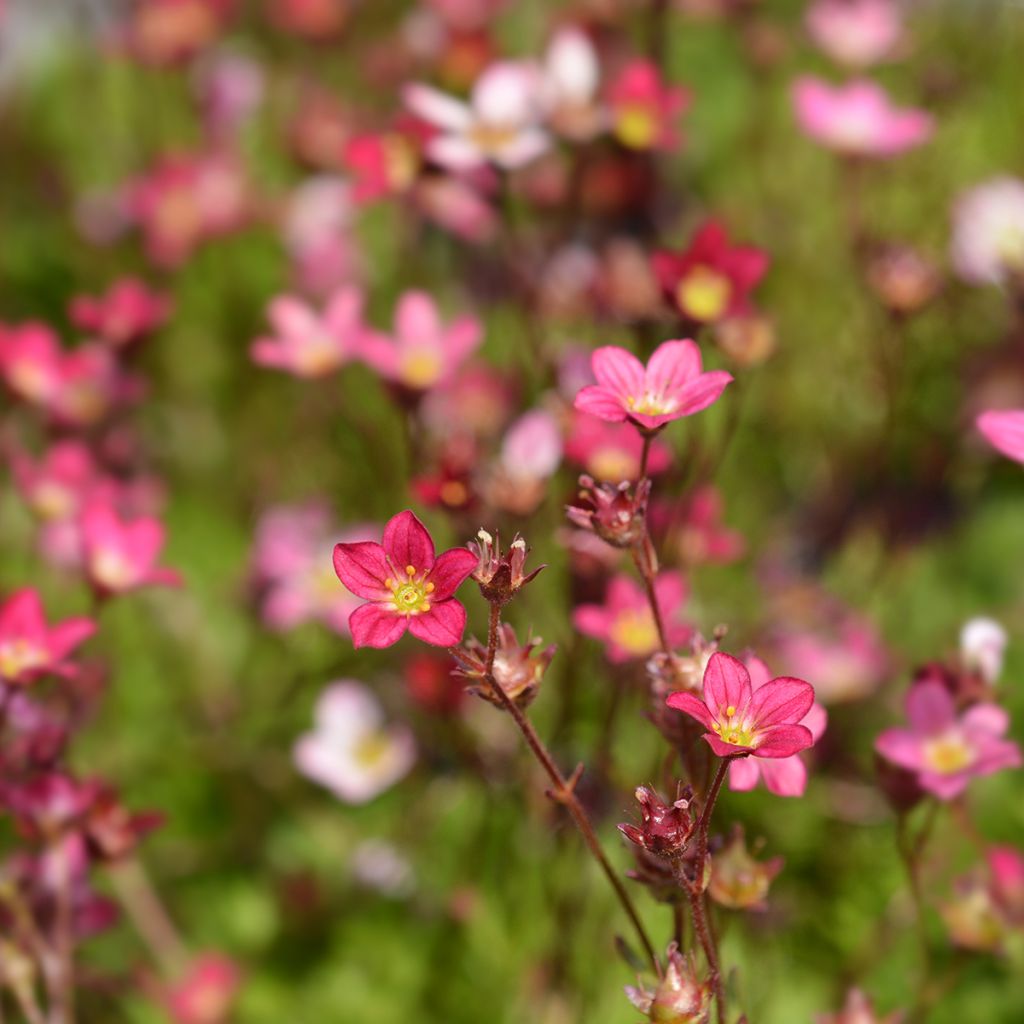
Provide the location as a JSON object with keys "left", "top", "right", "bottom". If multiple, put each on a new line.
{"left": 383, "top": 510, "right": 435, "bottom": 573}
{"left": 666, "top": 690, "right": 715, "bottom": 730}
{"left": 349, "top": 602, "right": 408, "bottom": 649}
{"left": 591, "top": 346, "right": 646, "bottom": 399}
{"left": 645, "top": 339, "right": 701, "bottom": 395}
{"left": 702, "top": 652, "right": 752, "bottom": 717}
{"left": 673, "top": 370, "right": 733, "bottom": 416}
{"left": 409, "top": 599, "right": 466, "bottom": 646}
{"left": 758, "top": 756, "right": 808, "bottom": 797}
{"left": 749, "top": 677, "right": 815, "bottom": 728}
{"left": 752, "top": 723, "right": 813, "bottom": 758}
{"left": 427, "top": 548, "right": 478, "bottom": 601}
{"left": 333, "top": 541, "right": 392, "bottom": 600}
{"left": 574, "top": 385, "right": 628, "bottom": 422}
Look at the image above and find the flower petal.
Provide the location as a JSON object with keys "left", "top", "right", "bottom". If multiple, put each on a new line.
{"left": 348, "top": 603, "right": 408, "bottom": 649}
{"left": 674, "top": 370, "right": 733, "bottom": 416}
{"left": 702, "top": 651, "right": 752, "bottom": 717}
{"left": 728, "top": 756, "right": 761, "bottom": 792}
{"left": 749, "top": 676, "right": 815, "bottom": 728}
{"left": 758, "top": 756, "right": 808, "bottom": 797}
{"left": 383, "top": 510, "right": 435, "bottom": 572}
{"left": 403, "top": 83, "right": 473, "bottom": 131}
{"left": 427, "top": 547, "right": 478, "bottom": 601}
{"left": 408, "top": 599, "right": 466, "bottom": 646}
{"left": 333, "top": 541, "right": 392, "bottom": 600}
{"left": 48, "top": 618, "right": 97, "bottom": 660}
{"left": 905, "top": 681, "right": 954, "bottom": 734}
{"left": 705, "top": 733, "right": 754, "bottom": 757}
{"left": 666, "top": 690, "right": 715, "bottom": 730}
{"left": 752, "top": 723, "right": 814, "bottom": 758}
{"left": 645, "top": 339, "right": 700, "bottom": 395}
{"left": 590, "top": 346, "right": 646, "bottom": 399}
{"left": 574, "top": 385, "right": 627, "bottom": 422}
{"left": 874, "top": 727, "right": 924, "bottom": 770}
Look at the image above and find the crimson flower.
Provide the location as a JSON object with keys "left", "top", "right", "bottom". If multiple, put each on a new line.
{"left": 573, "top": 339, "right": 732, "bottom": 431}
{"left": 667, "top": 651, "right": 816, "bottom": 759}
{"left": 332, "top": 510, "right": 477, "bottom": 649}
{"left": 0, "top": 589, "right": 95, "bottom": 686}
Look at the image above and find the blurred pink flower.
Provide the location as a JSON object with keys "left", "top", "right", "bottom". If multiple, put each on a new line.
{"left": 960, "top": 617, "right": 1007, "bottom": 684}
{"left": 69, "top": 278, "right": 171, "bottom": 348}
{"left": 951, "top": 177, "right": 1024, "bottom": 286}
{"left": 283, "top": 176, "right": 361, "bottom": 295}
{"left": 294, "top": 680, "right": 416, "bottom": 802}
{"left": 815, "top": 988, "right": 904, "bottom": 1024}
{"left": 332, "top": 509, "right": 477, "bottom": 648}
{"left": 0, "top": 589, "right": 95, "bottom": 687}
{"left": 359, "top": 290, "right": 482, "bottom": 391}
{"left": 977, "top": 409, "right": 1024, "bottom": 464}
{"left": 792, "top": 76, "right": 933, "bottom": 157}
{"left": 607, "top": 59, "right": 689, "bottom": 152}
{"left": 81, "top": 503, "right": 181, "bottom": 596}
{"left": 500, "top": 409, "right": 563, "bottom": 482}
{"left": 727, "top": 656, "right": 827, "bottom": 796}
{"left": 0, "top": 322, "right": 65, "bottom": 407}
{"left": 162, "top": 952, "right": 241, "bottom": 1024}
{"left": 573, "top": 572, "right": 690, "bottom": 663}
{"left": 11, "top": 442, "right": 100, "bottom": 524}
{"left": 265, "top": 0, "right": 348, "bottom": 39}
{"left": 344, "top": 129, "right": 421, "bottom": 204}
{"left": 668, "top": 485, "right": 745, "bottom": 566}
{"left": 806, "top": 0, "right": 903, "bottom": 68}
{"left": 541, "top": 26, "right": 605, "bottom": 142}
{"left": 127, "top": 0, "right": 234, "bottom": 66}
{"left": 668, "top": 651, "right": 817, "bottom": 760}
{"left": 193, "top": 50, "right": 265, "bottom": 140}
{"left": 404, "top": 61, "right": 549, "bottom": 171}
{"left": 565, "top": 412, "right": 672, "bottom": 482}
{"left": 412, "top": 175, "right": 498, "bottom": 244}
{"left": 426, "top": 0, "right": 509, "bottom": 31}
{"left": 574, "top": 339, "right": 732, "bottom": 431}
{"left": 875, "top": 681, "right": 1022, "bottom": 799}
{"left": 251, "top": 286, "right": 366, "bottom": 378}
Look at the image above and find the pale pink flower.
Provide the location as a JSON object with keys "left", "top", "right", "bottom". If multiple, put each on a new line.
{"left": 80, "top": 503, "right": 181, "bottom": 596}
{"left": 977, "top": 409, "right": 1024, "bottom": 465}
{"left": 792, "top": 76, "right": 933, "bottom": 157}
{"left": 162, "top": 952, "right": 241, "bottom": 1024}
{"left": 11, "top": 442, "right": 100, "bottom": 523}
{"left": 500, "top": 409, "right": 563, "bottom": 482}
{"left": 951, "top": 178, "right": 1024, "bottom": 286}
{"left": 541, "top": 27, "right": 605, "bottom": 142}
{"left": 573, "top": 572, "right": 690, "bottom": 663}
{"left": 251, "top": 287, "right": 366, "bottom": 378}
{"left": 574, "top": 339, "right": 732, "bottom": 431}
{"left": 359, "top": 291, "right": 482, "bottom": 391}
{"left": 283, "top": 176, "right": 361, "bottom": 296}
{"left": 727, "top": 656, "right": 827, "bottom": 796}
{"left": 668, "top": 652, "right": 817, "bottom": 760}
{"left": 0, "top": 589, "right": 95, "bottom": 687}
{"left": 565, "top": 412, "right": 671, "bottom": 482}
{"left": 0, "top": 322, "right": 65, "bottom": 407}
{"left": 404, "top": 61, "right": 549, "bottom": 171}
{"left": 815, "top": 988, "right": 904, "bottom": 1024}
{"left": 193, "top": 50, "right": 264, "bottom": 140}
{"left": 412, "top": 176, "right": 498, "bottom": 244}
{"left": 960, "top": 617, "right": 1007, "bottom": 684}
{"left": 806, "top": 0, "right": 903, "bottom": 68}
{"left": 875, "top": 681, "right": 1022, "bottom": 799}
{"left": 294, "top": 681, "right": 415, "bottom": 803}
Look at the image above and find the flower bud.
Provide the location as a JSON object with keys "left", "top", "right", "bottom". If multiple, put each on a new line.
{"left": 566, "top": 475, "right": 651, "bottom": 549}
{"left": 708, "top": 827, "right": 783, "bottom": 910}
{"left": 625, "top": 944, "right": 712, "bottom": 1024}
{"left": 468, "top": 530, "right": 545, "bottom": 606}
{"left": 618, "top": 785, "right": 694, "bottom": 858}
{"left": 452, "top": 625, "right": 556, "bottom": 709}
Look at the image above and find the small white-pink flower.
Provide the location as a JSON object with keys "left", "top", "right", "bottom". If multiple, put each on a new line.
{"left": 500, "top": 408, "right": 563, "bottom": 482}
{"left": 951, "top": 177, "right": 1024, "bottom": 286}
{"left": 294, "top": 681, "right": 415, "bottom": 804}
{"left": 806, "top": 0, "right": 903, "bottom": 68}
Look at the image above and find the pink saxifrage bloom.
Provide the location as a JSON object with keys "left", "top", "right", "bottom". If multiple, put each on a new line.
{"left": 806, "top": 0, "right": 903, "bottom": 69}
{"left": 606, "top": 59, "right": 689, "bottom": 152}
{"left": 0, "top": 589, "right": 96, "bottom": 687}
{"left": 727, "top": 656, "right": 827, "bottom": 796}
{"left": 359, "top": 290, "right": 482, "bottom": 392}
{"left": 875, "top": 680, "right": 1021, "bottom": 800}
{"left": 80, "top": 503, "right": 182, "bottom": 596}
{"left": 69, "top": 277, "right": 171, "bottom": 348}
{"left": 668, "top": 651, "right": 816, "bottom": 760}
{"left": 162, "top": 951, "right": 242, "bottom": 1024}
{"left": 792, "top": 76, "right": 933, "bottom": 158}
{"left": 332, "top": 510, "right": 477, "bottom": 648}
{"left": 565, "top": 411, "right": 672, "bottom": 482}
{"left": 572, "top": 572, "right": 690, "bottom": 663}
{"left": 574, "top": 339, "right": 732, "bottom": 431}
{"left": 251, "top": 286, "right": 367, "bottom": 378}
{"left": 977, "top": 409, "right": 1024, "bottom": 465}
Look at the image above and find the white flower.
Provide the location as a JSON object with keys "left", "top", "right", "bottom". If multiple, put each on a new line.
{"left": 951, "top": 177, "right": 1024, "bottom": 286}
{"left": 404, "top": 61, "right": 549, "bottom": 171}
{"left": 294, "top": 681, "right": 415, "bottom": 803}
{"left": 960, "top": 617, "right": 1008, "bottom": 684}
{"left": 540, "top": 27, "right": 605, "bottom": 141}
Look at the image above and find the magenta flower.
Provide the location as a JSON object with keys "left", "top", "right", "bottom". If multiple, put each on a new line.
{"left": 0, "top": 322, "right": 65, "bottom": 406}
{"left": 0, "top": 589, "right": 96, "bottom": 686}
{"left": 344, "top": 129, "right": 421, "bottom": 204}
{"left": 607, "top": 59, "right": 689, "bottom": 152}
{"left": 81, "top": 503, "right": 182, "bottom": 595}
{"left": 573, "top": 339, "right": 732, "bottom": 431}
{"left": 875, "top": 681, "right": 1022, "bottom": 800}
{"left": 727, "top": 656, "right": 827, "bottom": 796}
{"left": 565, "top": 411, "right": 672, "bottom": 482}
{"left": 332, "top": 510, "right": 477, "bottom": 648}
{"left": 69, "top": 277, "right": 171, "bottom": 348}
{"left": 572, "top": 572, "right": 690, "bottom": 663}
{"left": 251, "top": 287, "right": 366, "bottom": 378}
{"left": 667, "top": 652, "right": 816, "bottom": 759}
{"left": 792, "top": 76, "right": 933, "bottom": 158}
{"left": 977, "top": 409, "right": 1024, "bottom": 465}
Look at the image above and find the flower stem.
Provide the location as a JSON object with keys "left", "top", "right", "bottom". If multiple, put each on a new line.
{"left": 481, "top": 603, "right": 661, "bottom": 975}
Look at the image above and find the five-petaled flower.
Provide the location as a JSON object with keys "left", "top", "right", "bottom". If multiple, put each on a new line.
{"left": 333, "top": 510, "right": 478, "bottom": 648}
{"left": 0, "top": 589, "right": 96, "bottom": 686}
{"left": 573, "top": 339, "right": 732, "bottom": 432}
{"left": 667, "top": 651, "right": 816, "bottom": 760}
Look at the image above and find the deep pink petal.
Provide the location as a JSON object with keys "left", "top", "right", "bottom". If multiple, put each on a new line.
{"left": 394, "top": 291, "right": 441, "bottom": 346}
{"left": 977, "top": 410, "right": 1024, "bottom": 464}
{"left": 349, "top": 603, "right": 408, "bottom": 649}
{"left": 728, "top": 757, "right": 761, "bottom": 791}
{"left": 0, "top": 589, "right": 46, "bottom": 641}
{"left": 702, "top": 652, "right": 752, "bottom": 717}
{"left": 426, "top": 548, "right": 478, "bottom": 601}
{"left": 572, "top": 605, "right": 611, "bottom": 639}
{"left": 645, "top": 339, "right": 700, "bottom": 396}
{"left": 918, "top": 771, "right": 969, "bottom": 800}
{"left": 408, "top": 599, "right": 466, "bottom": 646}
{"left": 653, "top": 571, "right": 688, "bottom": 617}
{"left": 752, "top": 723, "right": 814, "bottom": 758}
{"left": 333, "top": 541, "right": 393, "bottom": 600}
{"left": 673, "top": 370, "right": 733, "bottom": 416}
{"left": 666, "top": 690, "right": 715, "bottom": 730}
{"left": 574, "top": 385, "right": 628, "bottom": 422}
{"left": 47, "top": 618, "right": 97, "bottom": 659}
{"left": 875, "top": 728, "right": 924, "bottom": 770}
{"left": 590, "top": 346, "right": 645, "bottom": 399}
{"left": 705, "top": 733, "right": 754, "bottom": 757}
{"left": 906, "top": 681, "right": 955, "bottom": 734}
{"left": 758, "top": 756, "right": 808, "bottom": 797}
{"left": 749, "top": 677, "right": 815, "bottom": 728}
{"left": 383, "top": 510, "right": 435, "bottom": 572}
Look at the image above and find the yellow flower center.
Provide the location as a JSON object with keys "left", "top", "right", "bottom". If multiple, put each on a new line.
{"left": 353, "top": 731, "right": 393, "bottom": 769}
{"left": 588, "top": 447, "right": 636, "bottom": 483}
{"left": 625, "top": 391, "right": 677, "bottom": 417}
{"left": 614, "top": 105, "right": 657, "bottom": 150}
{"left": 0, "top": 640, "right": 48, "bottom": 679}
{"left": 295, "top": 335, "right": 342, "bottom": 376}
{"left": 384, "top": 135, "right": 419, "bottom": 190}
{"left": 468, "top": 122, "right": 520, "bottom": 157}
{"left": 91, "top": 550, "right": 136, "bottom": 591}
{"left": 609, "top": 608, "right": 659, "bottom": 657}
{"left": 924, "top": 733, "right": 974, "bottom": 775}
{"left": 399, "top": 349, "right": 443, "bottom": 390}
{"left": 676, "top": 266, "right": 731, "bottom": 322}
{"left": 385, "top": 565, "right": 434, "bottom": 616}
{"left": 710, "top": 705, "right": 756, "bottom": 747}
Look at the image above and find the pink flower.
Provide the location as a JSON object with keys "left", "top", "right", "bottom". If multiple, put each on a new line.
{"left": 951, "top": 178, "right": 1024, "bottom": 286}
{"left": 162, "top": 952, "right": 241, "bottom": 1024}
{"left": 251, "top": 287, "right": 366, "bottom": 378}
{"left": 69, "top": 277, "right": 171, "bottom": 348}
{"left": 792, "top": 76, "right": 933, "bottom": 157}
{"left": 265, "top": 0, "right": 348, "bottom": 39}
{"left": 541, "top": 26, "right": 605, "bottom": 142}
{"left": 652, "top": 221, "right": 769, "bottom": 324}
{"left": 572, "top": 572, "right": 690, "bottom": 663}
{"left": 193, "top": 50, "right": 265, "bottom": 140}
{"left": 404, "top": 61, "right": 549, "bottom": 171}
{"left": 80, "top": 503, "right": 181, "bottom": 596}
{"left": 293, "top": 681, "right": 416, "bottom": 802}
{"left": 412, "top": 176, "right": 498, "bottom": 245}
{"left": 0, "top": 590, "right": 95, "bottom": 686}
{"left": 573, "top": 339, "right": 732, "bottom": 431}
{"left": 332, "top": 510, "right": 477, "bottom": 648}
{"left": 875, "top": 681, "right": 1022, "bottom": 799}
{"left": 499, "top": 409, "right": 563, "bottom": 482}
{"left": 0, "top": 322, "right": 65, "bottom": 406}
{"left": 668, "top": 485, "right": 745, "bottom": 566}
{"left": 667, "top": 651, "right": 816, "bottom": 760}
{"left": 343, "top": 128, "right": 421, "bottom": 204}
{"left": 606, "top": 59, "right": 689, "bottom": 152}
{"left": 727, "top": 656, "right": 827, "bottom": 796}
{"left": 565, "top": 412, "right": 672, "bottom": 482}
{"left": 359, "top": 290, "right": 482, "bottom": 391}
{"left": 11, "top": 442, "right": 99, "bottom": 523}
{"left": 806, "top": 0, "right": 903, "bottom": 68}
{"left": 977, "top": 409, "right": 1024, "bottom": 465}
